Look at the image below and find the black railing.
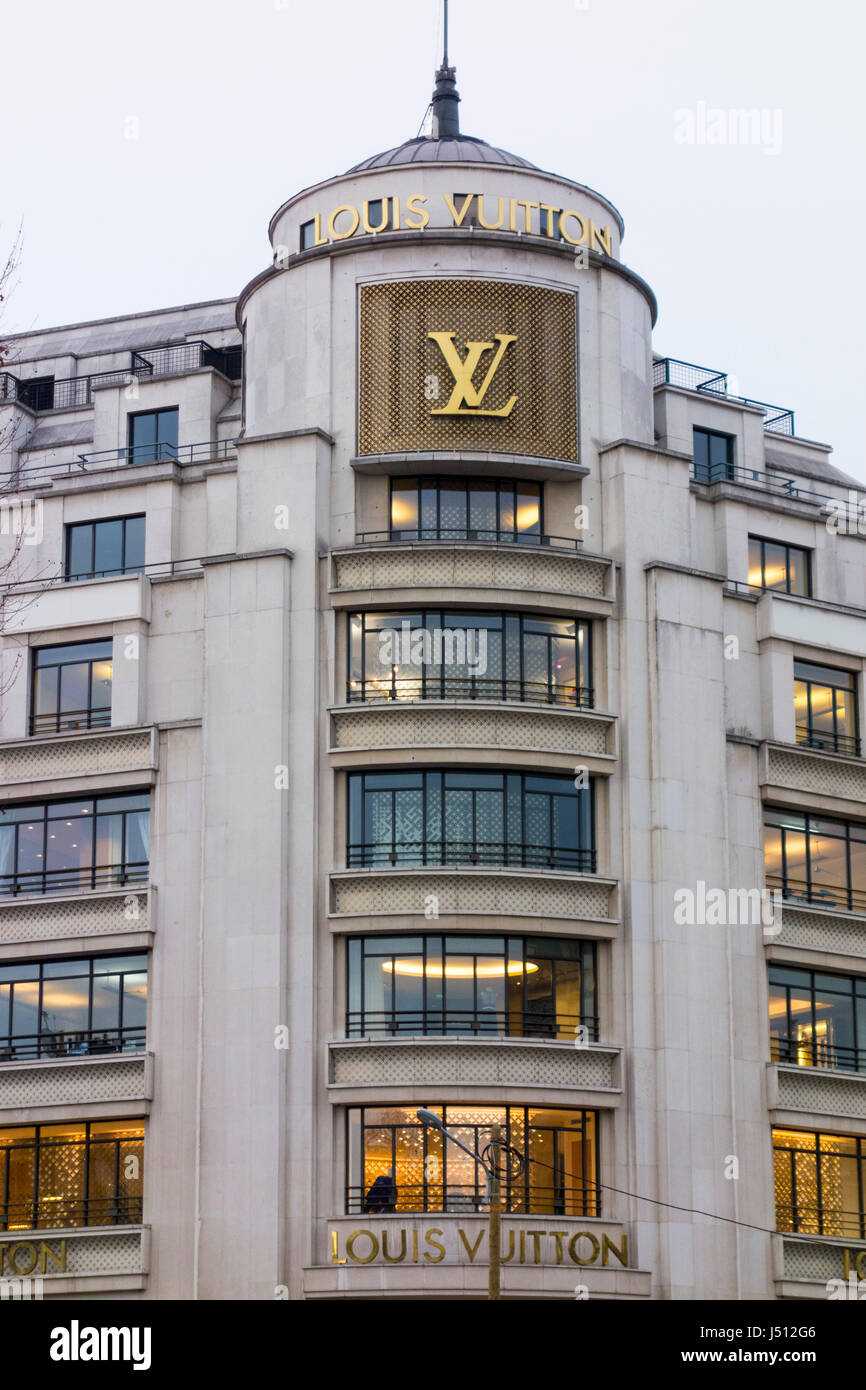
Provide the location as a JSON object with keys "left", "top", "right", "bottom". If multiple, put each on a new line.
{"left": 29, "top": 708, "right": 111, "bottom": 737}
{"left": 0, "top": 1027, "right": 145, "bottom": 1064}
{"left": 0, "top": 1195, "right": 142, "bottom": 1232}
{"left": 776, "top": 1204, "right": 866, "bottom": 1241}
{"left": 5, "top": 439, "right": 237, "bottom": 489}
{"left": 654, "top": 357, "right": 795, "bottom": 434}
{"left": 771, "top": 1033, "right": 866, "bottom": 1074}
{"left": 692, "top": 460, "right": 838, "bottom": 505}
{"left": 0, "top": 862, "right": 148, "bottom": 899}
{"left": 795, "top": 726, "right": 862, "bottom": 758}
{"left": 765, "top": 873, "right": 866, "bottom": 915}
{"left": 0, "top": 341, "right": 242, "bottom": 413}
{"left": 346, "top": 1009, "right": 599, "bottom": 1040}
{"left": 346, "top": 676, "right": 594, "bottom": 708}
{"left": 347, "top": 841, "right": 597, "bottom": 871}
{"left": 355, "top": 529, "right": 582, "bottom": 550}
{"left": 347, "top": 1183, "right": 600, "bottom": 1217}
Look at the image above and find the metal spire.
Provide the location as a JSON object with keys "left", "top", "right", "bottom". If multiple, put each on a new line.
{"left": 431, "top": 0, "right": 460, "bottom": 139}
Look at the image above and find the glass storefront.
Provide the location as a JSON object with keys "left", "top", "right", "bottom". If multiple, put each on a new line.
{"left": 773, "top": 1127, "right": 866, "bottom": 1239}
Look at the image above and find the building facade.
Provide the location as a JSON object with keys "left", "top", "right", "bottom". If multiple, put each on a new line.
{"left": 1, "top": 55, "right": 865, "bottom": 1301}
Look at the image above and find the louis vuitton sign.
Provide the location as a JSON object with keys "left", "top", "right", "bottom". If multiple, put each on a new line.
{"left": 329, "top": 1222, "right": 628, "bottom": 1268}
{"left": 357, "top": 278, "right": 578, "bottom": 460}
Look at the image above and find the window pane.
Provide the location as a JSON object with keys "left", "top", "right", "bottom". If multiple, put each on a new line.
{"left": 747, "top": 537, "right": 763, "bottom": 587}
{"left": 156, "top": 410, "right": 178, "bottom": 452}
{"left": 93, "top": 521, "right": 123, "bottom": 576}
{"left": 124, "top": 516, "right": 145, "bottom": 572}
{"left": 788, "top": 547, "right": 809, "bottom": 597}
{"left": 67, "top": 525, "right": 92, "bottom": 579}
{"left": 762, "top": 542, "right": 789, "bottom": 592}
{"left": 390, "top": 483, "right": 417, "bottom": 536}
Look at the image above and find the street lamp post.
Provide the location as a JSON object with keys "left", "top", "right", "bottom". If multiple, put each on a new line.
{"left": 416, "top": 1108, "right": 511, "bottom": 1301}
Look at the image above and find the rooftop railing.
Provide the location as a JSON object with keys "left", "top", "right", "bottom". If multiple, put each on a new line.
{"left": 0, "top": 340, "right": 242, "bottom": 413}
{"left": 4, "top": 437, "right": 236, "bottom": 488}
{"left": 691, "top": 460, "right": 840, "bottom": 506}
{"left": 654, "top": 356, "right": 795, "bottom": 435}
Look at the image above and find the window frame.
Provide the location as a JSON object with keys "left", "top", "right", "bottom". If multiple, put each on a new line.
{"left": 64, "top": 515, "right": 145, "bottom": 582}
{"left": 30, "top": 639, "right": 113, "bottom": 736}
{"left": 769, "top": 963, "right": 866, "bottom": 1073}
{"left": 387, "top": 476, "right": 544, "bottom": 545}
{"left": 793, "top": 659, "right": 860, "bottom": 756}
{"left": 0, "top": 792, "right": 151, "bottom": 897}
{"left": 692, "top": 426, "right": 735, "bottom": 482}
{"left": 773, "top": 1127, "right": 866, "bottom": 1240}
{"left": 126, "top": 407, "right": 179, "bottom": 464}
{"left": 763, "top": 807, "right": 866, "bottom": 912}
{"left": 0, "top": 951, "right": 148, "bottom": 1062}
{"left": 748, "top": 534, "right": 812, "bottom": 597}
{"left": 0, "top": 1119, "right": 144, "bottom": 1232}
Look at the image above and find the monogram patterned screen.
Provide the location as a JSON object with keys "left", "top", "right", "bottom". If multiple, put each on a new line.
{"left": 358, "top": 278, "right": 578, "bottom": 461}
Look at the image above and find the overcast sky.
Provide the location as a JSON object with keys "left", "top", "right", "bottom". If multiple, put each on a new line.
{"left": 3, "top": 0, "right": 864, "bottom": 479}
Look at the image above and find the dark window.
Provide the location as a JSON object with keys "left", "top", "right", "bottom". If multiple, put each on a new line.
{"left": 347, "top": 934, "right": 597, "bottom": 1040}
{"left": 693, "top": 427, "right": 734, "bottom": 481}
{"left": 0, "top": 952, "right": 147, "bottom": 1062}
{"left": 388, "top": 477, "right": 543, "bottom": 544}
{"left": 748, "top": 535, "right": 811, "bottom": 596}
{"left": 794, "top": 660, "right": 859, "bottom": 756}
{"left": 30, "top": 640, "right": 113, "bottom": 735}
{"left": 0, "top": 1120, "right": 143, "bottom": 1231}
{"left": 347, "top": 769, "right": 594, "bottom": 871}
{"left": 347, "top": 610, "right": 592, "bottom": 707}
{"left": 0, "top": 793, "right": 150, "bottom": 897}
{"left": 763, "top": 808, "right": 866, "bottom": 913}
{"left": 18, "top": 376, "right": 55, "bottom": 412}
{"left": 773, "top": 1128, "right": 866, "bottom": 1240}
{"left": 65, "top": 516, "right": 145, "bottom": 580}
{"left": 347, "top": 1104, "right": 599, "bottom": 1216}
{"left": 300, "top": 219, "right": 318, "bottom": 250}
{"left": 128, "top": 407, "right": 178, "bottom": 464}
{"left": 769, "top": 964, "right": 866, "bottom": 1073}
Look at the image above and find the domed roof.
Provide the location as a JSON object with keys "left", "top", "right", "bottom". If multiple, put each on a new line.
{"left": 347, "top": 135, "right": 540, "bottom": 173}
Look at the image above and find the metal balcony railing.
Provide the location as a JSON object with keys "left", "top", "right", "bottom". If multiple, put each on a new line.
{"left": 0, "top": 862, "right": 148, "bottom": 899}
{"left": 347, "top": 1182, "right": 601, "bottom": 1217}
{"left": 654, "top": 356, "right": 795, "bottom": 434}
{"left": 771, "top": 1033, "right": 866, "bottom": 1074}
{"left": 355, "top": 529, "right": 582, "bottom": 550}
{"left": 0, "top": 1027, "right": 145, "bottom": 1064}
{"left": 0, "top": 1195, "right": 142, "bottom": 1232}
{"left": 795, "top": 726, "right": 862, "bottom": 758}
{"left": 346, "top": 676, "right": 594, "bottom": 708}
{"left": 346, "top": 1009, "right": 600, "bottom": 1040}
{"left": 765, "top": 872, "right": 866, "bottom": 915}
{"left": 6, "top": 438, "right": 236, "bottom": 488}
{"left": 0, "top": 340, "right": 241, "bottom": 413}
{"left": 346, "top": 841, "right": 597, "bottom": 872}
{"left": 776, "top": 1204, "right": 866, "bottom": 1241}
{"left": 29, "top": 707, "right": 111, "bottom": 737}
{"left": 692, "top": 460, "right": 841, "bottom": 508}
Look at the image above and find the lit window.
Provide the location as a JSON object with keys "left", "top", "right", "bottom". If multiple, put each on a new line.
{"left": 31, "top": 640, "right": 113, "bottom": 735}
{"left": 794, "top": 660, "right": 859, "bottom": 756}
{"left": 773, "top": 1128, "right": 866, "bottom": 1239}
{"left": 748, "top": 535, "right": 811, "bottom": 596}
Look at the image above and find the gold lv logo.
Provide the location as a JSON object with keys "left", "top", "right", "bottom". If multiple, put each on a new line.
{"left": 427, "top": 332, "right": 518, "bottom": 417}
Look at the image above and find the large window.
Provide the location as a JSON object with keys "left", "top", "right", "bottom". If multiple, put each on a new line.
{"left": 65, "top": 516, "right": 145, "bottom": 581}
{"left": 773, "top": 1128, "right": 866, "bottom": 1239}
{"left": 0, "top": 953, "right": 147, "bottom": 1062}
{"left": 347, "top": 770, "right": 594, "bottom": 871}
{"left": 347, "top": 1105, "right": 598, "bottom": 1216}
{"left": 748, "top": 535, "right": 811, "bottom": 596}
{"left": 347, "top": 935, "right": 597, "bottom": 1040}
{"left": 30, "top": 640, "right": 112, "bottom": 736}
{"left": 0, "top": 1120, "right": 143, "bottom": 1231}
{"left": 347, "top": 610, "right": 592, "bottom": 707}
{"left": 764, "top": 808, "right": 866, "bottom": 912}
{"left": 388, "top": 477, "right": 543, "bottom": 544}
{"left": 794, "top": 660, "right": 859, "bottom": 756}
{"left": 0, "top": 793, "right": 150, "bottom": 897}
{"left": 127, "top": 407, "right": 178, "bottom": 463}
{"left": 770, "top": 965, "right": 866, "bottom": 1073}
{"left": 692, "top": 427, "right": 734, "bottom": 482}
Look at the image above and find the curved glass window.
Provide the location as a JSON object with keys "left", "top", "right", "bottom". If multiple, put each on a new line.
{"left": 389, "top": 477, "right": 541, "bottom": 544}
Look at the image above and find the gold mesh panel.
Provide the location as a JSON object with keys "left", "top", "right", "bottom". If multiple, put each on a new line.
{"left": 358, "top": 279, "right": 577, "bottom": 461}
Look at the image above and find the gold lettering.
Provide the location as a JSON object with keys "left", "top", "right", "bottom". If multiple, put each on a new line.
{"left": 311, "top": 213, "right": 328, "bottom": 248}
{"left": 559, "top": 210, "right": 588, "bottom": 246}
{"left": 328, "top": 205, "right": 361, "bottom": 242}
{"left": 477, "top": 195, "right": 505, "bottom": 230}
{"left": 405, "top": 195, "right": 430, "bottom": 230}
{"left": 345, "top": 1229, "right": 379, "bottom": 1264}
{"left": 589, "top": 219, "right": 612, "bottom": 255}
{"left": 857, "top": 1250, "right": 866, "bottom": 1280}
{"left": 458, "top": 1227, "right": 486, "bottom": 1262}
{"left": 509, "top": 198, "right": 517, "bottom": 232}
{"left": 8, "top": 1241, "right": 38, "bottom": 1276}
{"left": 602, "top": 1232, "right": 628, "bottom": 1268}
{"left": 516, "top": 199, "right": 539, "bottom": 233}
{"left": 391, "top": 196, "right": 401, "bottom": 230}
{"left": 526, "top": 1230, "right": 546, "bottom": 1264}
{"left": 423, "top": 1228, "right": 446, "bottom": 1263}
{"left": 361, "top": 199, "right": 390, "bottom": 234}
{"left": 381, "top": 1227, "right": 407, "bottom": 1263}
{"left": 569, "top": 1231, "right": 600, "bottom": 1266}
{"left": 427, "top": 332, "right": 518, "bottom": 417}
{"left": 501, "top": 1229, "right": 516, "bottom": 1263}
{"left": 412, "top": 1228, "right": 419, "bottom": 1263}
{"left": 519, "top": 1230, "right": 526, "bottom": 1264}
{"left": 40, "top": 1240, "right": 67, "bottom": 1274}
{"left": 443, "top": 193, "right": 476, "bottom": 227}
{"left": 539, "top": 203, "right": 558, "bottom": 236}
{"left": 551, "top": 1231, "right": 568, "bottom": 1264}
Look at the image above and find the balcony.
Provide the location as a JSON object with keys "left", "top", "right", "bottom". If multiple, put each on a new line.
{"left": 768, "top": 1062, "right": 866, "bottom": 1130}
{"left": 653, "top": 356, "right": 795, "bottom": 434}
{"left": 774, "top": 1233, "right": 866, "bottom": 1298}
{"left": 760, "top": 741, "right": 866, "bottom": 815}
{"left": 13, "top": 438, "right": 236, "bottom": 490}
{"left": 0, "top": 727, "right": 156, "bottom": 797}
{"left": 0, "top": 885, "right": 151, "bottom": 951}
{"left": 330, "top": 538, "right": 613, "bottom": 613}
{"left": 0, "top": 1225, "right": 148, "bottom": 1296}
{"left": 0, "top": 1050, "right": 152, "bottom": 1122}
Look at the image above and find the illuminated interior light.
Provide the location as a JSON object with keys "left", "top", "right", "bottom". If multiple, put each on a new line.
{"left": 382, "top": 959, "right": 538, "bottom": 979}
